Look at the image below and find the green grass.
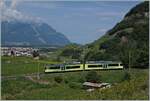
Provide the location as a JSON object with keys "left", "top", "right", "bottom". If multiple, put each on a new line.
{"left": 1, "top": 56, "right": 149, "bottom": 100}
{"left": 1, "top": 56, "right": 59, "bottom": 76}
{"left": 2, "top": 69, "right": 149, "bottom": 100}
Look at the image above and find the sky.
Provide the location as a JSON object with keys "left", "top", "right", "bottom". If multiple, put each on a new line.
{"left": 2, "top": 0, "right": 141, "bottom": 45}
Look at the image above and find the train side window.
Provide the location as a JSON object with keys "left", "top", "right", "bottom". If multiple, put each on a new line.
{"left": 49, "top": 66, "right": 60, "bottom": 69}
{"left": 108, "top": 64, "right": 119, "bottom": 66}
{"left": 120, "top": 64, "right": 123, "bottom": 66}
{"left": 88, "top": 65, "right": 102, "bottom": 68}
{"left": 66, "top": 66, "right": 80, "bottom": 69}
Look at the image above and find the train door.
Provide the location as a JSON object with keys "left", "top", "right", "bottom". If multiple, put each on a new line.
{"left": 103, "top": 64, "right": 107, "bottom": 69}
{"left": 60, "top": 65, "right": 65, "bottom": 71}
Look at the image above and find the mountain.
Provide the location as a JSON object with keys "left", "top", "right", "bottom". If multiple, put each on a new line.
{"left": 87, "top": 1, "right": 149, "bottom": 68}
{"left": 1, "top": 20, "right": 70, "bottom": 46}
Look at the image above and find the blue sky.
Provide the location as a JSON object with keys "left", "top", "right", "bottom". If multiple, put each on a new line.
{"left": 5, "top": 0, "right": 141, "bottom": 44}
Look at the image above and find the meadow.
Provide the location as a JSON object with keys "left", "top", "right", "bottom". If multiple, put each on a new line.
{"left": 1, "top": 56, "right": 149, "bottom": 100}
{"left": 1, "top": 56, "right": 59, "bottom": 76}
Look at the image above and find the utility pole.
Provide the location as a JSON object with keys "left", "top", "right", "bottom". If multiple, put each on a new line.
{"left": 81, "top": 46, "right": 89, "bottom": 70}
{"left": 34, "top": 56, "right": 40, "bottom": 80}
{"left": 128, "top": 50, "right": 131, "bottom": 72}
{"left": 32, "top": 50, "right": 40, "bottom": 80}
{"left": 37, "top": 59, "right": 40, "bottom": 80}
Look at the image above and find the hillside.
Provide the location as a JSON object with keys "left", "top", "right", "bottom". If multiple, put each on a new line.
{"left": 87, "top": 1, "right": 149, "bottom": 68}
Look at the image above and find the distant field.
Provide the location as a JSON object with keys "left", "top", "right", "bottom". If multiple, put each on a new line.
{"left": 1, "top": 56, "right": 149, "bottom": 100}
{"left": 1, "top": 56, "right": 59, "bottom": 76}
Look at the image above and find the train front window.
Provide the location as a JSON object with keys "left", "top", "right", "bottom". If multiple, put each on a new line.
{"left": 88, "top": 65, "right": 102, "bottom": 68}
{"left": 66, "top": 65, "right": 80, "bottom": 69}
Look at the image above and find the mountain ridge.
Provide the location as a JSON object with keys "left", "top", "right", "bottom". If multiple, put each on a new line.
{"left": 1, "top": 20, "right": 71, "bottom": 46}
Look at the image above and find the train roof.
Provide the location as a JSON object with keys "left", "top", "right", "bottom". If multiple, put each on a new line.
{"left": 86, "top": 61, "right": 122, "bottom": 64}
{"left": 45, "top": 64, "right": 64, "bottom": 67}
{"left": 45, "top": 61, "right": 122, "bottom": 67}
{"left": 64, "top": 61, "right": 80, "bottom": 64}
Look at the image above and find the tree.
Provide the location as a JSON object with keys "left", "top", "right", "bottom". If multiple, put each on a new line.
{"left": 59, "top": 44, "right": 82, "bottom": 60}
{"left": 32, "top": 50, "right": 39, "bottom": 58}
{"left": 10, "top": 50, "right": 15, "bottom": 56}
{"left": 119, "top": 38, "right": 138, "bottom": 70}
{"left": 85, "top": 71, "right": 101, "bottom": 83}
{"left": 54, "top": 76, "right": 63, "bottom": 83}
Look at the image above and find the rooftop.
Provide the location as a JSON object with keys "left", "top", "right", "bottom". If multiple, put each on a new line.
{"left": 83, "top": 82, "right": 110, "bottom": 88}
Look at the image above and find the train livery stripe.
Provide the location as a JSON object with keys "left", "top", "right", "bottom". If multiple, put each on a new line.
{"left": 44, "top": 62, "right": 124, "bottom": 73}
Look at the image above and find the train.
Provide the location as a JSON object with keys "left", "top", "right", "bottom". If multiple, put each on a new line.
{"left": 44, "top": 61, "right": 123, "bottom": 73}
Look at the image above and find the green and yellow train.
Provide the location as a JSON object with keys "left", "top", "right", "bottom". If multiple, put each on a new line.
{"left": 44, "top": 61, "right": 123, "bottom": 73}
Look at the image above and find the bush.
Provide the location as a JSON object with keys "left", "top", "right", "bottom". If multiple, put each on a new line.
{"left": 122, "top": 71, "right": 131, "bottom": 81}
{"left": 54, "top": 76, "right": 63, "bottom": 83}
{"left": 78, "top": 76, "right": 86, "bottom": 83}
{"left": 85, "top": 71, "right": 101, "bottom": 83}
{"left": 39, "top": 55, "right": 48, "bottom": 60}
{"left": 32, "top": 50, "right": 39, "bottom": 58}
{"left": 64, "top": 78, "right": 69, "bottom": 84}
{"left": 68, "top": 82, "right": 82, "bottom": 89}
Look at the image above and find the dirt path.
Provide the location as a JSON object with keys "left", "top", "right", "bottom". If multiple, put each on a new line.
{"left": 1, "top": 73, "right": 50, "bottom": 85}
{"left": 25, "top": 76, "right": 49, "bottom": 85}
{"left": 1, "top": 73, "right": 44, "bottom": 79}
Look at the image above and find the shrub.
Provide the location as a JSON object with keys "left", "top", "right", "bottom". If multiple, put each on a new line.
{"left": 39, "top": 55, "right": 47, "bottom": 60}
{"left": 78, "top": 76, "right": 86, "bottom": 83}
{"left": 32, "top": 50, "right": 39, "bottom": 58}
{"left": 122, "top": 71, "right": 131, "bottom": 81}
{"left": 85, "top": 71, "right": 101, "bottom": 83}
{"left": 2, "top": 94, "right": 16, "bottom": 100}
{"left": 68, "top": 82, "right": 82, "bottom": 89}
{"left": 140, "top": 80, "right": 149, "bottom": 91}
{"left": 54, "top": 76, "right": 63, "bottom": 83}
{"left": 64, "top": 78, "right": 69, "bottom": 84}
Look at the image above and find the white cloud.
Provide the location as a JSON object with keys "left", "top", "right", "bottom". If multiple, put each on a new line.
{"left": 10, "top": 0, "right": 20, "bottom": 9}
{"left": 1, "top": 0, "right": 43, "bottom": 23}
